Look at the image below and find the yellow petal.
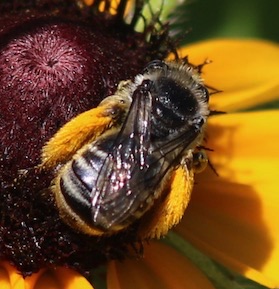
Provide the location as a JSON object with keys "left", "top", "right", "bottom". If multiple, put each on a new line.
{"left": 0, "top": 262, "right": 25, "bottom": 289}
{"left": 176, "top": 110, "right": 279, "bottom": 288}
{"left": 25, "top": 267, "right": 94, "bottom": 289}
{"left": 83, "top": 0, "right": 130, "bottom": 16}
{"left": 107, "top": 242, "right": 215, "bottom": 289}
{"left": 176, "top": 39, "right": 279, "bottom": 111}
{"left": 83, "top": 0, "right": 93, "bottom": 5}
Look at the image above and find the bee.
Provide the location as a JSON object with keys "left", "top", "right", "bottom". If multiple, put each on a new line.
{"left": 41, "top": 59, "right": 210, "bottom": 238}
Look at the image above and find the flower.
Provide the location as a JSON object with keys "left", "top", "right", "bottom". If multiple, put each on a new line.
{"left": 2, "top": 38, "right": 278, "bottom": 289}
{"left": 1, "top": 1, "right": 279, "bottom": 289}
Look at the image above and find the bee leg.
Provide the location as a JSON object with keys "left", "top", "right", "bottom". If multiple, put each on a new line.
{"left": 138, "top": 164, "right": 194, "bottom": 240}
{"left": 193, "top": 58, "right": 212, "bottom": 74}
{"left": 41, "top": 95, "right": 129, "bottom": 169}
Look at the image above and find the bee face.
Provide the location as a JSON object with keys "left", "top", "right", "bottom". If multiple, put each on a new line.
{"left": 45, "top": 59, "right": 210, "bottom": 236}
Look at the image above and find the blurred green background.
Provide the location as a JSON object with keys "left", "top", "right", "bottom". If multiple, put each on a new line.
{"left": 169, "top": 0, "right": 279, "bottom": 44}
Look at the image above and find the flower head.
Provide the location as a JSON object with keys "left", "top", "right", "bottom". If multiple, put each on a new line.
{"left": 1, "top": 1, "right": 279, "bottom": 289}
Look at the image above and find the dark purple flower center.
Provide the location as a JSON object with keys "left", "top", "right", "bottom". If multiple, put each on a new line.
{"left": 0, "top": 15, "right": 156, "bottom": 180}
{"left": 0, "top": 0, "right": 173, "bottom": 276}
{"left": 2, "top": 25, "right": 87, "bottom": 93}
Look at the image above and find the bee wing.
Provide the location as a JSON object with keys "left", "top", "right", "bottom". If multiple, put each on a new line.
{"left": 90, "top": 80, "right": 154, "bottom": 229}
{"left": 91, "top": 80, "right": 203, "bottom": 230}
{"left": 150, "top": 119, "right": 203, "bottom": 168}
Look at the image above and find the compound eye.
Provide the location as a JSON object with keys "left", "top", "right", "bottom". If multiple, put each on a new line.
{"left": 143, "top": 60, "right": 168, "bottom": 74}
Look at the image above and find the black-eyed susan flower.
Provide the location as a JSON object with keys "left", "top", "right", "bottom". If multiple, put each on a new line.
{"left": 0, "top": 0, "right": 278, "bottom": 289}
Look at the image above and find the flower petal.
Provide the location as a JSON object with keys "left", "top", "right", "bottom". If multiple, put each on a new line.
{"left": 176, "top": 110, "right": 279, "bottom": 288}
{"left": 0, "top": 262, "right": 25, "bottom": 289}
{"left": 177, "top": 39, "right": 279, "bottom": 111}
{"left": 25, "top": 267, "right": 94, "bottom": 289}
{"left": 83, "top": 0, "right": 93, "bottom": 5}
{"left": 107, "top": 242, "right": 215, "bottom": 289}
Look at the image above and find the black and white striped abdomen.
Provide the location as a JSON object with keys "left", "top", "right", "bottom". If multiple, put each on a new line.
{"left": 57, "top": 134, "right": 116, "bottom": 231}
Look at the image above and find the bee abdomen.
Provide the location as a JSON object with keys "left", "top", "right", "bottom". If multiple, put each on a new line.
{"left": 55, "top": 134, "right": 161, "bottom": 234}
{"left": 56, "top": 140, "right": 112, "bottom": 232}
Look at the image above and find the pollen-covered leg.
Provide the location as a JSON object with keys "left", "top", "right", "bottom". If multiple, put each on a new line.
{"left": 138, "top": 165, "right": 194, "bottom": 239}
{"left": 41, "top": 95, "right": 130, "bottom": 169}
